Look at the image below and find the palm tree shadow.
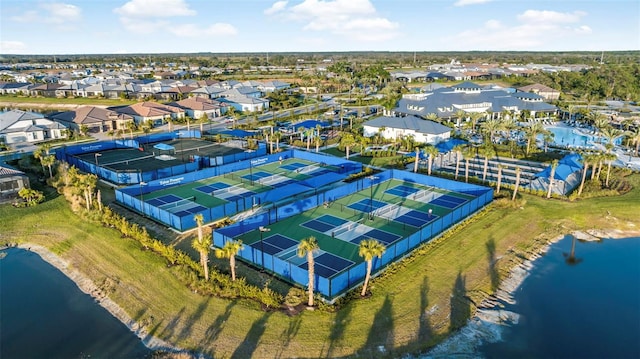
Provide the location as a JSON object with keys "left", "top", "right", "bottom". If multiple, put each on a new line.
{"left": 229, "top": 312, "right": 271, "bottom": 359}
{"left": 276, "top": 315, "right": 303, "bottom": 358}
{"left": 363, "top": 294, "right": 394, "bottom": 355}
{"left": 202, "top": 301, "right": 236, "bottom": 345}
{"left": 418, "top": 277, "right": 433, "bottom": 342}
{"left": 177, "top": 297, "right": 210, "bottom": 342}
{"left": 449, "top": 272, "right": 470, "bottom": 331}
{"left": 326, "top": 302, "right": 353, "bottom": 358}
{"left": 486, "top": 237, "right": 500, "bottom": 291}
{"left": 563, "top": 235, "right": 584, "bottom": 265}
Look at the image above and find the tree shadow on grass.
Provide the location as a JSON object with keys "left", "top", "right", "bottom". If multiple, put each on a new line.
{"left": 362, "top": 294, "right": 394, "bottom": 356}
{"left": 229, "top": 312, "right": 271, "bottom": 359}
{"left": 418, "top": 276, "right": 433, "bottom": 343}
{"left": 486, "top": 237, "right": 500, "bottom": 292}
{"left": 153, "top": 306, "right": 186, "bottom": 340}
{"left": 275, "top": 314, "right": 303, "bottom": 358}
{"left": 202, "top": 301, "right": 236, "bottom": 346}
{"left": 325, "top": 301, "right": 354, "bottom": 358}
{"left": 177, "top": 297, "right": 210, "bottom": 342}
{"left": 449, "top": 272, "right": 470, "bottom": 331}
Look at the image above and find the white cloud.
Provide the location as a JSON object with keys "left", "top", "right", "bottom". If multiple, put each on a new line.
{"left": 0, "top": 41, "right": 28, "bottom": 54}
{"left": 118, "top": 17, "right": 169, "bottom": 34}
{"left": 114, "top": 0, "right": 196, "bottom": 18}
{"left": 264, "top": 1, "right": 288, "bottom": 15}
{"left": 517, "top": 10, "right": 586, "bottom": 24}
{"left": 447, "top": 9, "right": 592, "bottom": 50}
{"left": 265, "top": 0, "right": 399, "bottom": 41}
{"left": 454, "top": 0, "right": 492, "bottom": 7}
{"left": 169, "top": 23, "right": 238, "bottom": 37}
{"left": 11, "top": 3, "right": 81, "bottom": 25}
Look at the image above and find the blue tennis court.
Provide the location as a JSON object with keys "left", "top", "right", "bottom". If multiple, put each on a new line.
{"left": 195, "top": 181, "right": 229, "bottom": 194}
{"left": 226, "top": 191, "right": 255, "bottom": 202}
{"left": 252, "top": 234, "right": 298, "bottom": 255}
{"left": 281, "top": 162, "right": 307, "bottom": 171}
{"left": 350, "top": 228, "right": 401, "bottom": 245}
{"left": 301, "top": 215, "right": 348, "bottom": 233}
{"left": 394, "top": 210, "right": 434, "bottom": 227}
{"left": 174, "top": 205, "right": 208, "bottom": 217}
{"left": 146, "top": 194, "right": 182, "bottom": 206}
{"left": 242, "top": 171, "right": 272, "bottom": 182}
{"left": 299, "top": 252, "right": 353, "bottom": 277}
{"left": 385, "top": 185, "right": 420, "bottom": 197}
{"left": 430, "top": 194, "right": 467, "bottom": 209}
{"left": 348, "top": 199, "right": 387, "bottom": 213}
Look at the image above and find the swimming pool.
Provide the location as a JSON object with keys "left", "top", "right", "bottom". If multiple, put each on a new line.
{"left": 541, "top": 126, "right": 621, "bottom": 149}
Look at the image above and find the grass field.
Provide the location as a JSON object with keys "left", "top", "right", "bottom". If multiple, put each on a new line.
{"left": 2, "top": 171, "right": 640, "bottom": 358}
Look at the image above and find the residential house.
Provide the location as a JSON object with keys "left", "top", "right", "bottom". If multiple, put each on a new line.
{"left": 517, "top": 83, "right": 561, "bottom": 101}
{"left": 362, "top": 115, "right": 451, "bottom": 145}
{"left": 28, "top": 83, "right": 64, "bottom": 97}
{"left": 219, "top": 95, "right": 269, "bottom": 113}
{"left": 111, "top": 102, "right": 185, "bottom": 127}
{"left": 0, "top": 164, "right": 30, "bottom": 204}
{"left": 168, "top": 97, "right": 228, "bottom": 120}
{"left": 190, "top": 85, "right": 227, "bottom": 99}
{"left": 49, "top": 106, "right": 134, "bottom": 133}
{"left": 0, "top": 82, "right": 31, "bottom": 95}
{"left": 155, "top": 85, "right": 197, "bottom": 101}
{"left": 258, "top": 80, "right": 291, "bottom": 93}
{"left": 0, "top": 110, "right": 67, "bottom": 145}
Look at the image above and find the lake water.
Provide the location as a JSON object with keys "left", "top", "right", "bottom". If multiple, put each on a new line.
{"left": 0, "top": 248, "right": 150, "bottom": 359}
{"left": 480, "top": 236, "right": 640, "bottom": 358}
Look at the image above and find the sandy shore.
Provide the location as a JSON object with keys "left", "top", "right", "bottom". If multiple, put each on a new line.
{"left": 7, "top": 243, "right": 195, "bottom": 357}
{"left": 421, "top": 228, "right": 640, "bottom": 358}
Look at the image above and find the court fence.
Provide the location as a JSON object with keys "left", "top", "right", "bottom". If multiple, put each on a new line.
{"left": 214, "top": 169, "right": 493, "bottom": 301}
{"left": 115, "top": 149, "right": 363, "bottom": 231}
{"left": 55, "top": 132, "right": 268, "bottom": 185}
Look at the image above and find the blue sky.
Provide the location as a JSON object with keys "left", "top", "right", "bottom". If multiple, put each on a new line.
{"left": 1, "top": 0, "right": 638, "bottom": 54}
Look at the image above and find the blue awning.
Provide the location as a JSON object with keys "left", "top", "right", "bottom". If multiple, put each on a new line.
{"left": 153, "top": 143, "right": 175, "bottom": 151}
{"left": 435, "top": 138, "right": 468, "bottom": 153}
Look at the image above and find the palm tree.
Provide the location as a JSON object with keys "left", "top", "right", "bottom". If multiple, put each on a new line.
{"left": 566, "top": 104, "right": 576, "bottom": 122}
{"left": 480, "top": 118, "right": 501, "bottom": 144}
{"left": 41, "top": 154, "right": 56, "bottom": 178}
{"left": 453, "top": 144, "right": 465, "bottom": 180}
{"left": 425, "top": 113, "right": 438, "bottom": 122}
{"left": 192, "top": 213, "right": 211, "bottom": 280}
{"left": 358, "top": 238, "right": 386, "bottom": 297}
{"left": 577, "top": 153, "right": 592, "bottom": 196}
{"left": 603, "top": 152, "right": 617, "bottom": 187}
{"left": 340, "top": 132, "right": 356, "bottom": 159}
{"left": 495, "top": 164, "right": 504, "bottom": 194}
{"left": 512, "top": 166, "right": 522, "bottom": 201}
{"left": 524, "top": 122, "right": 547, "bottom": 156}
{"left": 455, "top": 109, "right": 467, "bottom": 128}
{"left": 547, "top": 159, "right": 559, "bottom": 199}
{"left": 297, "top": 236, "right": 319, "bottom": 307}
{"left": 424, "top": 145, "right": 439, "bottom": 175}
{"left": 462, "top": 146, "right": 474, "bottom": 183}
{"left": 412, "top": 146, "right": 422, "bottom": 173}
{"left": 125, "top": 120, "right": 136, "bottom": 139}
{"left": 478, "top": 145, "right": 496, "bottom": 182}
{"left": 600, "top": 127, "right": 624, "bottom": 148}
{"left": 215, "top": 240, "right": 244, "bottom": 281}
{"left": 629, "top": 126, "right": 640, "bottom": 157}
{"left": 469, "top": 112, "right": 484, "bottom": 134}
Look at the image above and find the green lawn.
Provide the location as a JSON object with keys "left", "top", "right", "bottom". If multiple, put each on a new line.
{"left": 2, "top": 172, "right": 639, "bottom": 358}
{"left": 0, "top": 95, "right": 137, "bottom": 107}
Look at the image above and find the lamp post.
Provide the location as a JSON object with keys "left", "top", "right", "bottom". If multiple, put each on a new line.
{"left": 368, "top": 175, "right": 379, "bottom": 220}
{"left": 94, "top": 152, "right": 102, "bottom": 166}
{"left": 259, "top": 226, "right": 270, "bottom": 272}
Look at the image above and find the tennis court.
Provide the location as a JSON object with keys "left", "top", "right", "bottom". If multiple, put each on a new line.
{"left": 235, "top": 178, "right": 474, "bottom": 275}
{"left": 215, "top": 168, "right": 494, "bottom": 299}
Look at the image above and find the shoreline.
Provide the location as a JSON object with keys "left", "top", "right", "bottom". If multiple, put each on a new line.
{"left": 3, "top": 228, "right": 639, "bottom": 358}
{"left": 1, "top": 243, "right": 195, "bottom": 358}
{"left": 422, "top": 228, "right": 640, "bottom": 358}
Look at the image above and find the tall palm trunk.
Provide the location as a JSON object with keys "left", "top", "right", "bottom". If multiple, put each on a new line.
{"left": 605, "top": 162, "right": 613, "bottom": 187}
{"left": 482, "top": 156, "right": 489, "bottom": 181}
{"left": 578, "top": 162, "right": 589, "bottom": 195}
{"left": 230, "top": 255, "right": 236, "bottom": 281}
{"left": 465, "top": 158, "right": 470, "bottom": 183}
{"left": 361, "top": 260, "right": 372, "bottom": 296}
{"left": 414, "top": 150, "right": 419, "bottom": 173}
{"left": 455, "top": 153, "right": 460, "bottom": 180}
{"left": 307, "top": 252, "right": 315, "bottom": 307}
{"left": 496, "top": 166, "right": 503, "bottom": 194}
{"left": 547, "top": 168, "right": 556, "bottom": 199}
{"left": 512, "top": 167, "right": 521, "bottom": 201}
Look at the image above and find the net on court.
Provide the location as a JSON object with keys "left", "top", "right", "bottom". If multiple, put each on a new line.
{"left": 212, "top": 184, "right": 252, "bottom": 201}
